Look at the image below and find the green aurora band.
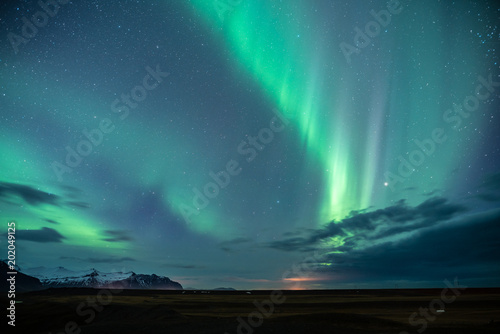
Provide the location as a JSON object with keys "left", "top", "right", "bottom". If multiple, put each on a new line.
{"left": 186, "top": 0, "right": 492, "bottom": 229}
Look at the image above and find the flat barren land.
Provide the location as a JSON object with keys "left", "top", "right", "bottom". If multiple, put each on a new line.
{"left": 6, "top": 288, "right": 500, "bottom": 334}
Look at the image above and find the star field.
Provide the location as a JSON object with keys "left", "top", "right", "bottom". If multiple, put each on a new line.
{"left": 0, "top": 0, "right": 499, "bottom": 289}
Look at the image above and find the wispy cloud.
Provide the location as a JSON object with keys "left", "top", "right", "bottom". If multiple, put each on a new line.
{"left": 101, "top": 230, "right": 134, "bottom": 242}
{"left": 0, "top": 182, "right": 59, "bottom": 206}
{"left": 14, "top": 227, "right": 65, "bottom": 243}
{"left": 268, "top": 197, "right": 467, "bottom": 252}
{"left": 163, "top": 263, "right": 206, "bottom": 269}
{"left": 270, "top": 206, "right": 500, "bottom": 284}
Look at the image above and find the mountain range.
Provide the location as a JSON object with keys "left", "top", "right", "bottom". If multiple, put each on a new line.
{"left": 1, "top": 261, "right": 183, "bottom": 291}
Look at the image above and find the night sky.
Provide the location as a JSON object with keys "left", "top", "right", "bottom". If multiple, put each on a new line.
{"left": 1, "top": 0, "right": 499, "bottom": 290}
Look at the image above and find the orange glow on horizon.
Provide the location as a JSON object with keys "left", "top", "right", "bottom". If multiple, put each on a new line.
{"left": 283, "top": 277, "right": 330, "bottom": 282}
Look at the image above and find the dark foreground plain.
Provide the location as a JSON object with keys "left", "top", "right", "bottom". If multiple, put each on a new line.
{"left": 6, "top": 288, "right": 500, "bottom": 334}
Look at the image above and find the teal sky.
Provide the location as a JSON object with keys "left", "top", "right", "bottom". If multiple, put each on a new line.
{"left": 0, "top": 0, "right": 499, "bottom": 289}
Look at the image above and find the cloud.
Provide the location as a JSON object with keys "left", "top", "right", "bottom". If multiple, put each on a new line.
{"left": 66, "top": 201, "right": 91, "bottom": 209}
{"left": 15, "top": 227, "right": 65, "bottom": 243}
{"left": 0, "top": 182, "right": 92, "bottom": 210}
{"left": 44, "top": 219, "right": 60, "bottom": 225}
{"left": 314, "top": 208, "right": 500, "bottom": 283}
{"left": 0, "top": 182, "right": 59, "bottom": 206}
{"left": 267, "top": 192, "right": 500, "bottom": 285}
{"left": 268, "top": 197, "right": 467, "bottom": 252}
{"left": 101, "top": 230, "right": 134, "bottom": 242}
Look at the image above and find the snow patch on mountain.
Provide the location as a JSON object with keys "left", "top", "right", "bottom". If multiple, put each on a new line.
{"left": 23, "top": 266, "right": 182, "bottom": 290}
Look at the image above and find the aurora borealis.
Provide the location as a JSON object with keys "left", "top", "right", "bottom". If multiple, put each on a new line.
{"left": 1, "top": 0, "right": 499, "bottom": 289}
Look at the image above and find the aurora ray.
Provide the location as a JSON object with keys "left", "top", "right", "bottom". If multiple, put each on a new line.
{"left": 0, "top": 0, "right": 498, "bottom": 290}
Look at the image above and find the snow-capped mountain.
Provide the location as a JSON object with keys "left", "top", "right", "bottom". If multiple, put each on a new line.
{"left": 24, "top": 266, "right": 87, "bottom": 280}
{"left": 23, "top": 266, "right": 183, "bottom": 290}
{"left": 114, "top": 273, "right": 183, "bottom": 290}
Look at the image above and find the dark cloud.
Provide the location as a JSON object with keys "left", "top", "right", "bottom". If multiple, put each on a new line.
{"left": 268, "top": 197, "right": 467, "bottom": 252}
{"left": 44, "top": 219, "right": 60, "bottom": 225}
{"left": 0, "top": 182, "right": 91, "bottom": 210}
{"left": 268, "top": 195, "right": 500, "bottom": 285}
{"left": 101, "top": 230, "right": 134, "bottom": 242}
{"left": 0, "top": 182, "right": 59, "bottom": 206}
{"left": 66, "top": 201, "right": 91, "bottom": 209}
{"left": 414, "top": 197, "right": 467, "bottom": 224}
{"left": 15, "top": 227, "right": 65, "bottom": 243}
{"left": 315, "top": 208, "right": 500, "bottom": 283}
